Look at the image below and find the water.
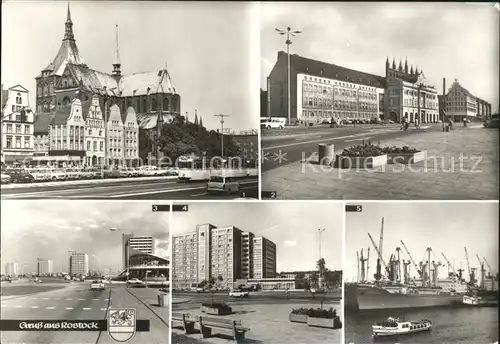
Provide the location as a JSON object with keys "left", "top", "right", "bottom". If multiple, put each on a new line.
{"left": 345, "top": 307, "right": 498, "bottom": 344}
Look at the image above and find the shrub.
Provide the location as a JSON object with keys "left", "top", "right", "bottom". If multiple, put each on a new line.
{"left": 291, "top": 307, "right": 337, "bottom": 319}
{"left": 381, "top": 145, "right": 420, "bottom": 154}
{"left": 202, "top": 302, "right": 230, "bottom": 309}
{"left": 340, "top": 143, "right": 384, "bottom": 157}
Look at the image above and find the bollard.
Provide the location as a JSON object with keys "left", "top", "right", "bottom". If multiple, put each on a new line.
{"left": 318, "top": 144, "right": 335, "bottom": 166}
{"left": 158, "top": 293, "right": 168, "bottom": 307}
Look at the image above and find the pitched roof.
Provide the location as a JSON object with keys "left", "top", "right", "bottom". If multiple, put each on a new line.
{"left": 136, "top": 113, "right": 172, "bottom": 130}
{"left": 280, "top": 51, "right": 386, "bottom": 89}
{"left": 119, "top": 70, "right": 176, "bottom": 97}
{"left": 68, "top": 64, "right": 119, "bottom": 94}
{"left": 47, "top": 99, "right": 91, "bottom": 127}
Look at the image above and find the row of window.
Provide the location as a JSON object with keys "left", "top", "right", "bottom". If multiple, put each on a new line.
{"left": 50, "top": 141, "right": 84, "bottom": 151}
{"left": 4, "top": 136, "right": 31, "bottom": 149}
{"left": 108, "top": 148, "right": 138, "bottom": 156}
{"left": 302, "top": 75, "right": 377, "bottom": 92}
{"left": 301, "top": 110, "right": 374, "bottom": 119}
{"left": 3, "top": 124, "right": 31, "bottom": 135}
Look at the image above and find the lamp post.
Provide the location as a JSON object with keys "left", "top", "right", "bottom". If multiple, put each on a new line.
{"left": 275, "top": 27, "right": 302, "bottom": 125}
{"left": 110, "top": 228, "right": 132, "bottom": 288}
{"left": 318, "top": 228, "right": 326, "bottom": 288}
{"left": 214, "top": 114, "right": 229, "bottom": 159}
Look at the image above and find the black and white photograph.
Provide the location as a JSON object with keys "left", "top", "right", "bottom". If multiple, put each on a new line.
{"left": 0, "top": 201, "right": 170, "bottom": 344}
{"left": 1, "top": 1, "right": 259, "bottom": 200}
{"left": 260, "top": 2, "right": 499, "bottom": 200}
{"left": 344, "top": 202, "right": 499, "bottom": 344}
{"left": 171, "top": 202, "right": 342, "bottom": 344}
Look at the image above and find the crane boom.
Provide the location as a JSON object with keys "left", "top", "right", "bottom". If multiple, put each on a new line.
{"left": 483, "top": 257, "right": 495, "bottom": 276}
{"left": 475, "top": 254, "right": 482, "bottom": 267}
{"left": 379, "top": 217, "right": 384, "bottom": 264}
{"left": 464, "top": 247, "right": 471, "bottom": 276}
{"left": 400, "top": 240, "right": 422, "bottom": 276}
{"left": 368, "top": 233, "right": 389, "bottom": 272}
{"left": 441, "top": 252, "right": 457, "bottom": 276}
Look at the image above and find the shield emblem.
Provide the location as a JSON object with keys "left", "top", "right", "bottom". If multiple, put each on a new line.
{"left": 108, "top": 308, "right": 136, "bottom": 342}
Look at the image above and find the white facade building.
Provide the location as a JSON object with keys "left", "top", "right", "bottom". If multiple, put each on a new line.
{"left": 5, "top": 262, "right": 19, "bottom": 277}
{"left": 69, "top": 252, "right": 89, "bottom": 276}
{"left": 84, "top": 95, "right": 105, "bottom": 165}
{"left": 1, "top": 85, "right": 35, "bottom": 164}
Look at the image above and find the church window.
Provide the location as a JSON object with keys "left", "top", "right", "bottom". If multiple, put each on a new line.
{"left": 152, "top": 98, "right": 157, "bottom": 112}
{"left": 163, "top": 97, "right": 169, "bottom": 111}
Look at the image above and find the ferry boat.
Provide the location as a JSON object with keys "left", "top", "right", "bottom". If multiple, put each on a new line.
{"left": 372, "top": 317, "right": 432, "bottom": 337}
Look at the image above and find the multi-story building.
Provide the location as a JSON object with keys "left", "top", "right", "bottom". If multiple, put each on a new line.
{"left": 37, "top": 258, "right": 53, "bottom": 276}
{"left": 1, "top": 85, "right": 35, "bottom": 165}
{"left": 252, "top": 236, "right": 276, "bottom": 279}
{"left": 35, "top": 5, "right": 180, "bottom": 160}
{"left": 232, "top": 130, "right": 258, "bottom": 162}
{"left": 267, "top": 51, "right": 386, "bottom": 124}
{"left": 384, "top": 58, "right": 439, "bottom": 123}
{"left": 122, "top": 234, "right": 156, "bottom": 270}
{"left": 442, "top": 79, "right": 492, "bottom": 122}
{"left": 172, "top": 224, "right": 277, "bottom": 289}
{"left": 5, "top": 262, "right": 19, "bottom": 277}
{"left": 69, "top": 252, "right": 89, "bottom": 277}
{"left": 84, "top": 95, "right": 105, "bottom": 165}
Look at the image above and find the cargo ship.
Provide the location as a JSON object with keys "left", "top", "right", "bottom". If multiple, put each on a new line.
{"left": 345, "top": 282, "right": 464, "bottom": 312}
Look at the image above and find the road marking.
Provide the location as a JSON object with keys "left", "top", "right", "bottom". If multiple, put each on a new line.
{"left": 263, "top": 133, "right": 364, "bottom": 150}
{"left": 41, "top": 297, "right": 49, "bottom": 300}
{"left": 100, "top": 308, "right": 108, "bottom": 311}
{"left": 46, "top": 307, "right": 55, "bottom": 309}
{"left": 65, "top": 307, "right": 73, "bottom": 310}
{"left": 15, "top": 305, "right": 23, "bottom": 308}
{"left": 66, "top": 298, "right": 73, "bottom": 300}
{"left": 83, "top": 308, "right": 92, "bottom": 310}
{"left": 79, "top": 298, "right": 85, "bottom": 301}
{"left": 344, "top": 137, "right": 372, "bottom": 143}
{"left": 54, "top": 298, "right": 60, "bottom": 300}
{"left": 295, "top": 135, "right": 322, "bottom": 141}
{"left": 105, "top": 298, "right": 110, "bottom": 301}
{"left": 191, "top": 192, "right": 209, "bottom": 197}
{"left": 31, "top": 306, "right": 39, "bottom": 309}
{"left": 92, "top": 298, "right": 99, "bottom": 301}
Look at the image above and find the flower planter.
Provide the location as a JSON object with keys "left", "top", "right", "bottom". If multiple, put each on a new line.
{"left": 204, "top": 306, "right": 232, "bottom": 316}
{"left": 387, "top": 151, "right": 427, "bottom": 164}
{"left": 335, "top": 154, "right": 387, "bottom": 169}
{"left": 289, "top": 313, "right": 308, "bottom": 323}
{"left": 307, "top": 316, "right": 342, "bottom": 329}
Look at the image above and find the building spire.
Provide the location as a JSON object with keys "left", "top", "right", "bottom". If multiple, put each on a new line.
{"left": 63, "top": 2, "right": 75, "bottom": 41}
{"left": 112, "top": 24, "right": 121, "bottom": 77}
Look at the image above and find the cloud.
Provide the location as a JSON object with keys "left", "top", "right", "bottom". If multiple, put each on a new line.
{"left": 283, "top": 240, "right": 297, "bottom": 247}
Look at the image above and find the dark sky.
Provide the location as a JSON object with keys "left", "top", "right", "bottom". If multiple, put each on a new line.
{"left": 260, "top": 2, "right": 499, "bottom": 112}
{"left": 2, "top": 1, "right": 259, "bottom": 132}
{"left": 345, "top": 202, "right": 498, "bottom": 283}
{"left": 173, "top": 202, "right": 343, "bottom": 272}
{"left": 1, "top": 201, "right": 170, "bottom": 275}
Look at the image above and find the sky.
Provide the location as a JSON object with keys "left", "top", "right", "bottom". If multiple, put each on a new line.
{"left": 1, "top": 1, "right": 260, "bottom": 132}
{"left": 0, "top": 201, "right": 170, "bottom": 275}
{"left": 172, "top": 202, "right": 343, "bottom": 272}
{"left": 345, "top": 202, "right": 499, "bottom": 283}
{"left": 260, "top": 2, "right": 500, "bottom": 112}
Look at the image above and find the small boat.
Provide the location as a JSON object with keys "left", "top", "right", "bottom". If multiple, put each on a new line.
{"left": 372, "top": 317, "right": 432, "bottom": 337}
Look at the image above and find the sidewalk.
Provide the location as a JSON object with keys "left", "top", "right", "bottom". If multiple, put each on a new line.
{"left": 262, "top": 127, "right": 499, "bottom": 200}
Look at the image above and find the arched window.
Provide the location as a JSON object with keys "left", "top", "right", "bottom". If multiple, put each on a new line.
{"left": 163, "top": 97, "right": 169, "bottom": 111}
{"left": 43, "top": 84, "right": 49, "bottom": 96}
{"left": 62, "top": 96, "right": 71, "bottom": 106}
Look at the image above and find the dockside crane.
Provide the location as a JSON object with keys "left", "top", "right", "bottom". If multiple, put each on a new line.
{"left": 366, "top": 247, "right": 370, "bottom": 282}
{"left": 401, "top": 240, "right": 422, "bottom": 277}
{"left": 476, "top": 254, "right": 485, "bottom": 289}
{"left": 360, "top": 248, "right": 369, "bottom": 282}
{"left": 368, "top": 232, "right": 389, "bottom": 282}
{"left": 464, "top": 247, "right": 475, "bottom": 285}
{"left": 442, "top": 252, "right": 459, "bottom": 279}
{"left": 483, "top": 257, "right": 496, "bottom": 280}
{"left": 356, "top": 251, "right": 360, "bottom": 282}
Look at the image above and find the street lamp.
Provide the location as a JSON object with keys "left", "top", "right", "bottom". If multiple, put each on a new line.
{"left": 110, "top": 228, "right": 132, "bottom": 287}
{"left": 275, "top": 27, "right": 302, "bottom": 125}
{"left": 214, "top": 114, "right": 229, "bottom": 159}
{"left": 318, "top": 228, "right": 326, "bottom": 288}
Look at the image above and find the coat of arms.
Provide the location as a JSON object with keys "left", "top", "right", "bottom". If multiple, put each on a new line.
{"left": 108, "top": 308, "right": 136, "bottom": 342}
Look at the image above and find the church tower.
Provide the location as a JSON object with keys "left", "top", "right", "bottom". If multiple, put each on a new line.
{"left": 112, "top": 24, "right": 122, "bottom": 80}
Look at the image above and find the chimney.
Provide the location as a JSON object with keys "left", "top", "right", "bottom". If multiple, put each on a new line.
{"left": 442, "top": 78, "right": 446, "bottom": 96}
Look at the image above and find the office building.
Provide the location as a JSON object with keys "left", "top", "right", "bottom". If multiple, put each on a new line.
{"left": 441, "top": 78, "right": 492, "bottom": 122}
{"left": 5, "top": 262, "right": 19, "bottom": 277}
{"left": 69, "top": 252, "right": 89, "bottom": 276}
{"left": 37, "top": 258, "right": 53, "bottom": 276}
{"left": 122, "top": 234, "right": 156, "bottom": 270}
{"left": 172, "top": 224, "right": 277, "bottom": 289}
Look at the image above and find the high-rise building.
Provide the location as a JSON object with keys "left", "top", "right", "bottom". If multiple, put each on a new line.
{"left": 5, "top": 262, "right": 19, "bottom": 277}
{"left": 253, "top": 237, "right": 277, "bottom": 279}
{"left": 172, "top": 224, "right": 276, "bottom": 289}
{"left": 69, "top": 252, "right": 89, "bottom": 276}
{"left": 122, "top": 234, "right": 155, "bottom": 270}
{"left": 37, "top": 258, "right": 53, "bottom": 276}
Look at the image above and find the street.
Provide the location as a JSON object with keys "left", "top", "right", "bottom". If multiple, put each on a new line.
{"left": 1, "top": 278, "right": 169, "bottom": 344}
{"left": 262, "top": 123, "right": 435, "bottom": 172}
{"left": 0, "top": 177, "right": 258, "bottom": 200}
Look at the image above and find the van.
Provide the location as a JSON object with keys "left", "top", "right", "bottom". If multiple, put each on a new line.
{"left": 207, "top": 176, "right": 240, "bottom": 194}
{"left": 260, "top": 117, "right": 286, "bottom": 129}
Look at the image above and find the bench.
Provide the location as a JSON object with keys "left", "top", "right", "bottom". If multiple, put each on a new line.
{"left": 171, "top": 312, "right": 196, "bottom": 334}
{"left": 198, "top": 315, "right": 250, "bottom": 342}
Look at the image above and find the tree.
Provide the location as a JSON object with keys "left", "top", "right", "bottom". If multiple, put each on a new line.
{"left": 198, "top": 280, "right": 208, "bottom": 288}
{"left": 217, "top": 275, "right": 224, "bottom": 289}
{"left": 194, "top": 113, "right": 199, "bottom": 125}
{"left": 208, "top": 276, "right": 216, "bottom": 288}
{"left": 199, "top": 116, "right": 203, "bottom": 127}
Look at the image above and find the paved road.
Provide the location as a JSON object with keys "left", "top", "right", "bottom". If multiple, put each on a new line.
{"left": 1, "top": 282, "right": 169, "bottom": 344}
{"left": 172, "top": 290, "right": 341, "bottom": 309}
{"left": 0, "top": 177, "right": 258, "bottom": 200}
{"left": 262, "top": 124, "right": 440, "bottom": 172}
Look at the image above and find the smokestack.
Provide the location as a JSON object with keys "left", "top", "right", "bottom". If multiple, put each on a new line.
{"left": 442, "top": 78, "right": 446, "bottom": 96}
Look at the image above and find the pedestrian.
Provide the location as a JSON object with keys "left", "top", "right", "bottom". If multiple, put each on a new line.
{"left": 415, "top": 117, "right": 420, "bottom": 130}
{"left": 448, "top": 117, "right": 454, "bottom": 131}
{"left": 463, "top": 117, "right": 467, "bottom": 127}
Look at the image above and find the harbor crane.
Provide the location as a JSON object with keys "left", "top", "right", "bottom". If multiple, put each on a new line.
{"left": 366, "top": 247, "right": 370, "bottom": 282}
{"left": 401, "top": 240, "right": 422, "bottom": 277}
{"left": 368, "top": 232, "right": 389, "bottom": 281}
{"left": 360, "top": 248, "right": 369, "bottom": 282}
{"left": 483, "top": 257, "right": 496, "bottom": 280}
{"left": 464, "top": 247, "right": 474, "bottom": 284}
{"left": 357, "top": 251, "right": 360, "bottom": 282}
{"left": 379, "top": 217, "right": 384, "bottom": 264}
{"left": 441, "top": 252, "right": 459, "bottom": 279}
{"left": 476, "top": 254, "right": 485, "bottom": 289}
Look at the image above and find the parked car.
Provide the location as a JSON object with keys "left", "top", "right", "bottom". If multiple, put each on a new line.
{"left": 139, "top": 166, "right": 160, "bottom": 176}
{"left": 90, "top": 280, "right": 105, "bottom": 291}
{"left": 127, "top": 278, "right": 144, "bottom": 285}
{"left": 4, "top": 169, "right": 35, "bottom": 183}
{"left": 207, "top": 176, "right": 240, "bottom": 195}
{"left": 47, "top": 169, "right": 67, "bottom": 181}
{"left": 1, "top": 173, "right": 12, "bottom": 184}
{"left": 229, "top": 290, "right": 249, "bottom": 298}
